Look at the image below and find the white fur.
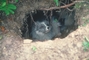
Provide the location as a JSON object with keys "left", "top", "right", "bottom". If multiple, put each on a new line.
{"left": 31, "top": 18, "right": 61, "bottom": 40}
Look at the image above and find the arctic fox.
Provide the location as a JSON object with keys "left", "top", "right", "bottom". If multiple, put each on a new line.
{"left": 31, "top": 17, "right": 61, "bottom": 41}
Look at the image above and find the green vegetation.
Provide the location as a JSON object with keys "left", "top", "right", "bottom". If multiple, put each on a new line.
{"left": 0, "top": 35, "right": 3, "bottom": 40}
{"left": 74, "top": 2, "right": 82, "bottom": 9}
{"left": 0, "top": 0, "right": 17, "bottom": 15}
{"left": 15, "top": 0, "right": 18, "bottom": 3}
{"left": 32, "top": 46, "right": 37, "bottom": 51}
{"left": 54, "top": 19, "right": 58, "bottom": 22}
{"left": 83, "top": 36, "right": 89, "bottom": 51}
{"left": 54, "top": 0, "right": 59, "bottom": 6}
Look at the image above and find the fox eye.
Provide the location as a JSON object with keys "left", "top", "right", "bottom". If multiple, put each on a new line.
{"left": 47, "top": 27, "right": 49, "bottom": 29}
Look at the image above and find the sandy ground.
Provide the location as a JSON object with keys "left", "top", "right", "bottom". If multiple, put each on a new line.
{"left": 0, "top": 23, "right": 89, "bottom": 60}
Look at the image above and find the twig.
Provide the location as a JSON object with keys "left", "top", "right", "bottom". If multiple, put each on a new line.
{"left": 38, "top": 0, "right": 88, "bottom": 11}
{"left": 60, "top": 1, "right": 74, "bottom": 11}
{"left": 43, "top": 10, "right": 49, "bottom": 21}
{"left": 50, "top": 10, "right": 52, "bottom": 20}
{"left": 29, "top": 12, "right": 36, "bottom": 24}
{"left": 39, "top": 1, "right": 76, "bottom": 11}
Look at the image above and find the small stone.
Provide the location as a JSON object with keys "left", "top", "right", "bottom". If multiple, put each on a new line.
{"left": 23, "top": 39, "right": 32, "bottom": 43}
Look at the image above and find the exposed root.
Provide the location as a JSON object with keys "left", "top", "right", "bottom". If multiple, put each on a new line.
{"left": 38, "top": 1, "right": 76, "bottom": 11}
{"left": 29, "top": 12, "right": 36, "bottom": 24}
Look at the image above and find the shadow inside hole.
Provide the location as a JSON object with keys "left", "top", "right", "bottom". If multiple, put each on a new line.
{"left": 21, "top": 9, "right": 78, "bottom": 41}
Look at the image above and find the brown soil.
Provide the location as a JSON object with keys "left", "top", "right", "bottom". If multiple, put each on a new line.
{"left": 0, "top": 23, "right": 89, "bottom": 60}
{"left": 0, "top": 0, "right": 89, "bottom": 60}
